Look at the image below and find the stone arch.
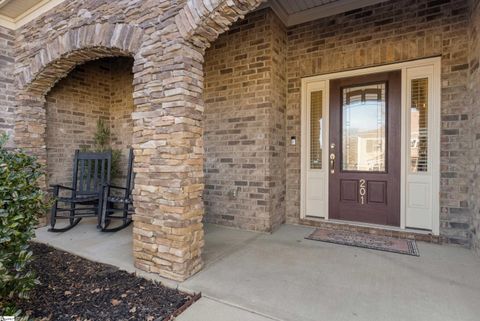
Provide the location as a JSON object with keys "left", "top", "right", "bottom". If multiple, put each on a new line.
{"left": 175, "top": 0, "right": 265, "bottom": 49}
{"left": 14, "top": 22, "right": 144, "bottom": 183}
{"left": 17, "top": 23, "right": 144, "bottom": 96}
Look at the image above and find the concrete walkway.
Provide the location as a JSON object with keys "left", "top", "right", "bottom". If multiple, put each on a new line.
{"left": 35, "top": 220, "right": 480, "bottom": 321}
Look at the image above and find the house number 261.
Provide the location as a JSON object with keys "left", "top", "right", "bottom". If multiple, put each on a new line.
{"left": 359, "top": 179, "right": 366, "bottom": 205}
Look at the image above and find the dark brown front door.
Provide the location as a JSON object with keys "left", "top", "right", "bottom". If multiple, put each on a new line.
{"left": 329, "top": 71, "right": 401, "bottom": 226}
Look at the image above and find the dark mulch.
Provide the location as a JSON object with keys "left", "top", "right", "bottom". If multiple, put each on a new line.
{"left": 6, "top": 243, "right": 199, "bottom": 321}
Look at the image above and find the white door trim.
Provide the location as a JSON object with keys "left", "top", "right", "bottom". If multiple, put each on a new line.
{"left": 300, "top": 80, "right": 329, "bottom": 219}
{"left": 300, "top": 57, "right": 441, "bottom": 235}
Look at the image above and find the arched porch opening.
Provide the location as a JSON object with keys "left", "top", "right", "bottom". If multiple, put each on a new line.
{"left": 45, "top": 56, "right": 135, "bottom": 197}
{"left": 14, "top": 23, "right": 142, "bottom": 269}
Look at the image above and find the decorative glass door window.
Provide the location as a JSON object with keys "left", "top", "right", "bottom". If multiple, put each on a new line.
{"left": 342, "top": 83, "right": 386, "bottom": 172}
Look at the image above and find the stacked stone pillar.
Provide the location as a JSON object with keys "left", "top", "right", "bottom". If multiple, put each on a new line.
{"left": 131, "top": 0, "right": 266, "bottom": 281}
{"left": 130, "top": 37, "right": 205, "bottom": 281}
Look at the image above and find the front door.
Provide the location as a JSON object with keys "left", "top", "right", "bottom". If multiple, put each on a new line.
{"left": 328, "top": 71, "right": 401, "bottom": 226}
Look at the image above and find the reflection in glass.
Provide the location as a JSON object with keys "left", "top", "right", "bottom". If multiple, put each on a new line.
{"left": 342, "top": 83, "right": 386, "bottom": 171}
{"left": 310, "top": 91, "right": 323, "bottom": 169}
{"left": 410, "top": 78, "right": 428, "bottom": 172}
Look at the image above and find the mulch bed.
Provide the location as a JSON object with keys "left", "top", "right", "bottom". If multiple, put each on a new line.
{"left": 5, "top": 242, "right": 199, "bottom": 321}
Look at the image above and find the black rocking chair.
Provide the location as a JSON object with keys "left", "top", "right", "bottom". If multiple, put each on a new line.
{"left": 49, "top": 150, "right": 112, "bottom": 232}
{"left": 99, "top": 148, "right": 134, "bottom": 232}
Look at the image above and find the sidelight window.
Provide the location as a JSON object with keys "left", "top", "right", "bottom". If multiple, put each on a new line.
{"left": 310, "top": 91, "right": 323, "bottom": 169}
{"left": 410, "top": 78, "right": 429, "bottom": 172}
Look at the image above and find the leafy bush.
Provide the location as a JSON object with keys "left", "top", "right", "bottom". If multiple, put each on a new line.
{"left": 0, "top": 134, "right": 48, "bottom": 315}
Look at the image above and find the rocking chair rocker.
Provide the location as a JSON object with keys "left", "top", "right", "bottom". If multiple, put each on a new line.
{"left": 49, "top": 150, "right": 112, "bottom": 232}
{"left": 99, "top": 148, "right": 134, "bottom": 232}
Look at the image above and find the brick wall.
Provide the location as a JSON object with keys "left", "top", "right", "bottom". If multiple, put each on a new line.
{"left": 0, "top": 26, "right": 15, "bottom": 146}
{"left": 285, "top": 0, "right": 472, "bottom": 246}
{"left": 469, "top": 0, "right": 480, "bottom": 254}
{"left": 46, "top": 57, "right": 134, "bottom": 187}
{"left": 203, "top": 9, "right": 286, "bottom": 232}
{"left": 204, "top": 0, "right": 473, "bottom": 244}
{"left": 110, "top": 58, "right": 135, "bottom": 182}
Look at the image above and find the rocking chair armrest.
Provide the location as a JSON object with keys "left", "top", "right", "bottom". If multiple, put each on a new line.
{"left": 50, "top": 184, "right": 75, "bottom": 191}
{"left": 103, "top": 184, "right": 128, "bottom": 190}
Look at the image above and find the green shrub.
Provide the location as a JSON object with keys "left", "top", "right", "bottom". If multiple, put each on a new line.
{"left": 0, "top": 134, "right": 48, "bottom": 315}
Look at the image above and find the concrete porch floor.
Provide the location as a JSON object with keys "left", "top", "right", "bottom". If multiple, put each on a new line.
{"left": 35, "top": 220, "right": 480, "bottom": 321}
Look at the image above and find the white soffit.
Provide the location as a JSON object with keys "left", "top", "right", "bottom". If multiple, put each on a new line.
{"left": 0, "top": 0, "right": 66, "bottom": 29}
{"left": 262, "top": 0, "right": 391, "bottom": 27}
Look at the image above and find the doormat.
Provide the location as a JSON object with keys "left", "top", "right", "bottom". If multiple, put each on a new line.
{"left": 306, "top": 228, "right": 420, "bottom": 256}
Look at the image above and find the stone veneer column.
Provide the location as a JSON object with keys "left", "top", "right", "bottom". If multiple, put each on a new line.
{"left": 131, "top": 37, "right": 205, "bottom": 281}
{"left": 130, "top": 0, "right": 266, "bottom": 281}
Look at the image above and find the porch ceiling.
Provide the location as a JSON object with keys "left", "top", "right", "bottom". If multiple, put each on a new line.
{"left": 263, "top": 0, "right": 389, "bottom": 26}
{"left": 0, "top": 0, "right": 43, "bottom": 18}
{"left": 275, "top": 0, "right": 340, "bottom": 14}
{"left": 0, "top": 0, "right": 65, "bottom": 29}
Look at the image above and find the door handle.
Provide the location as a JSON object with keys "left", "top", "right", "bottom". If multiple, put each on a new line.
{"left": 330, "top": 153, "right": 335, "bottom": 174}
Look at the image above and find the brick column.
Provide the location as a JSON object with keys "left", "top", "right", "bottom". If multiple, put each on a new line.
{"left": 131, "top": 38, "right": 205, "bottom": 281}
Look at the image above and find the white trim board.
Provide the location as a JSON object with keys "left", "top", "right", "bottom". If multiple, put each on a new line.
{"left": 300, "top": 57, "right": 441, "bottom": 235}
{"left": 0, "top": 0, "right": 66, "bottom": 29}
